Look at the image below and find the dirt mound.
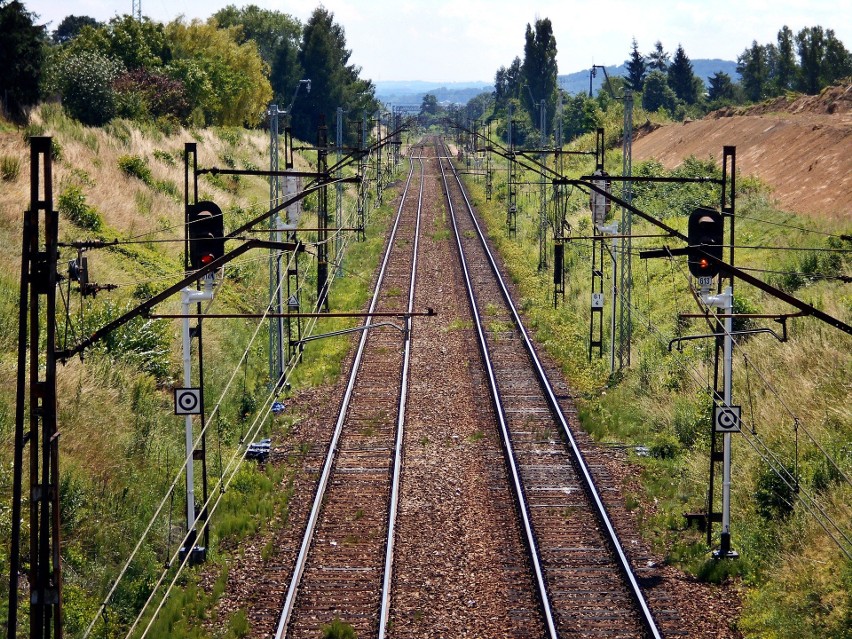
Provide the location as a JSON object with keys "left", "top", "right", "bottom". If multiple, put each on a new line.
{"left": 632, "top": 82, "right": 852, "bottom": 220}
{"left": 710, "top": 82, "right": 852, "bottom": 118}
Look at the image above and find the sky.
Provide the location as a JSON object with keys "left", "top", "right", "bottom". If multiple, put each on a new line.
{"left": 25, "top": 0, "right": 852, "bottom": 83}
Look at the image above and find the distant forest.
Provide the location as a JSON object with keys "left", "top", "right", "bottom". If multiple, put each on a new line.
{"left": 416, "top": 22, "right": 851, "bottom": 146}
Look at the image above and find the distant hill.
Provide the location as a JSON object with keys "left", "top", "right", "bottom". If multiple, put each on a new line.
{"left": 375, "top": 59, "right": 739, "bottom": 106}
{"left": 560, "top": 59, "right": 739, "bottom": 95}
{"left": 375, "top": 81, "right": 491, "bottom": 107}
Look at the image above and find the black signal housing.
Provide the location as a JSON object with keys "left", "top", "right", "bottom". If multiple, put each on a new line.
{"left": 687, "top": 207, "right": 724, "bottom": 278}
{"left": 188, "top": 201, "right": 225, "bottom": 271}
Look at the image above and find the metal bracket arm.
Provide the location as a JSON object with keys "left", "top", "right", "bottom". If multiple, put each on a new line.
{"left": 56, "top": 239, "right": 303, "bottom": 360}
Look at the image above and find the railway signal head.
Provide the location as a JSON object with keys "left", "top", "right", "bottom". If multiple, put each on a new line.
{"left": 687, "top": 207, "right": 724, "bottom": 278}
{"left": 188, "top": 201, "right": 225, "bottom": 271}
{"left": 589, "top": 169, "right": 611, "bottom": 226}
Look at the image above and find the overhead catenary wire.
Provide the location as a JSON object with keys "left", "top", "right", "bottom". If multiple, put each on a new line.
{"left": 615, "top": 283, "right": 852, "bottom": 560}
{"left": 80, "top": 249, "right": 298, "bottom": 639}
{"left": 732, "top": 210, "right": 851, "bottom": 239}
{"left": 619, "top": 249, "right": 852, "bottom": 548}
{"left": 112, "top": 139, "right": 383, "bottom": 637}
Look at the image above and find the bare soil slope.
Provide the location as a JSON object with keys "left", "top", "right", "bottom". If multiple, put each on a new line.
{"left": 632, "top": 83, "right": 852, "bottom": 220}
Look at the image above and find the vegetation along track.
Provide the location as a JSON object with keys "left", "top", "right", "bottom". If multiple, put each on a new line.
{"left": 437, "top": 135, "right": 664, "bottom": 639}
{"left": 274, "top": 145, "right": 426, "bottom": 639}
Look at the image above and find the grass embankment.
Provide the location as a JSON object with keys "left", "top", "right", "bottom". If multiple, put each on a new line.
{"left": 0, "top": 106, "right": 402, "bottom": 637}
{"left": 457, "top": 116, "right": 852, "bottom": 638}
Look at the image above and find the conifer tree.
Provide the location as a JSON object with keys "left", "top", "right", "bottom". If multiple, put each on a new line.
{"left": 291, "top": 7, "right": 377, "bottom": 142}
{"left": 625, "top": 37, "right": 646, "bottom": 92}
{"left": 647, "top": 40, "right": 669, "bottom": 72}
{"left": 667, "top": 44, "right": 699, "bottom": 104}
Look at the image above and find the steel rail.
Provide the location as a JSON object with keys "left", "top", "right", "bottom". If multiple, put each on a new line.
{"left": 442, "top": 138, "right": 663, "bottom": 639}
{"left": 378, "top": 144, "right": 425, "bottom": 639}
{"left": 274, "top": 148, "right": 421, "bottom": 639}
{"left": 435, "top": 138, "right": 559, "bottom": 639}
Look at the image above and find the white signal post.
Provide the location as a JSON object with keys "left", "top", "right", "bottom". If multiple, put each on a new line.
{"left": 181, "top": 275, "right": 215, "bottom": 559}
{"left": 702, "top": 284, "right": 739, "bottom": 559}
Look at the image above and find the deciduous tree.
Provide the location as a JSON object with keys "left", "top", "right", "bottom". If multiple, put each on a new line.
{"left": 520, "top": 18, "right": 558, "bottom": 129}
{"left": 66, "top": 15, "right": 171, "bottom": 71}
{"left": 641, "top": 70, "right": 677, "bottom": 113}
{"left": 0, "top": 0, "right": 46, "bottom": 121}
{"left": 737, "top": 41, "right": 769, "bottom": 102}
{"left": 773, "top": 26, "right": 796, "bottom": 93}
{"left": 166, "top": 19, "right": 271, "bottom": 127}
{"left": 49, "top": 50, "right": 123, "bottom": 125}
{"left": 561, "top": 92, "right": 601, "bottom": 141}
{"left": 52, "top": 15, "right": 99, "bottom": 44}
{"left": 211, "top": 5, "right": 303, "bottom": 105}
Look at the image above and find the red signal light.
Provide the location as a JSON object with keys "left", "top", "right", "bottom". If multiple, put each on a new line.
{"left": 699, "top": 258, "right": 709, "bottom": 270}
{"left": 200, "top": 253, "right": 215, "bottom": 265}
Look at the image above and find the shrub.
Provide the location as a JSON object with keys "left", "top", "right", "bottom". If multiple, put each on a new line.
{"left": 83, "top": 301, "right": 172, "bottom": 380}
{"left": 50, "top": 138, "right": 63, "bottom": 162}
{"left": 112, "top": 68, "right": 190, "bottom": 122}
{"left": 22, "top": 122, "right": 45, "bottom": 140}
{"left": 0, "top": 155, "right": 20, "bottom": 181}
{"left": 118, "top": 154, "right": 152, "bottom": 184}
{"left": 50, "top": 51, "right": 124, "bottom": 126}
{"left": 754, "top": 462, "right": 797, "bottom": 520}
{"left": 649, "top": 431, "right": 681, "bottom": 459}
{"left": 321, "top": 618, "right": 356, "bottom": 639}
{"left": 152, "top": 149, "right": 176, "bottom": 166}
{"left": 154, "top": 178, "right": 180, "bottom": 200}
{"left": 58, "top": 185, "right": 103, "bottom": 231}
{"left": 695, "top": 556, "right": 744, "bottom": 583}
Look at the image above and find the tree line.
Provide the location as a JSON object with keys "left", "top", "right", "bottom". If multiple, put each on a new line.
{"left": 0, "top": 1, "right": 377, "bottom": 141}
{"left": 460, "top": 20, "right": 851, "bottom": 147}
{"left": 627, "top": 27, "right": 852, "bottom": 110}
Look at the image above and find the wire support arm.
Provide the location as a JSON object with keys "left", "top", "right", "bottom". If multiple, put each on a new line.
{"left": 55, "top": 239, "right": 303, "bottom": 361}
{"left": 147, "top": 310, "right": 436, "bottom": 319}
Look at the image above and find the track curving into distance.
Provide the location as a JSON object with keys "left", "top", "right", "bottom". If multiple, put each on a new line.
{"left": 275, "top": 145, "right": 425, "bottom": 639}
{"left": 436, "top": 136, "right": 663, "bottom": 639}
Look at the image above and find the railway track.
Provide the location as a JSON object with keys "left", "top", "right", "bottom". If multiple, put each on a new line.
{"left": 436, "top": 136, "right": 663, "bottom": 639}
{"left": 273, "top": 145, "right": 425, "bottom": 639}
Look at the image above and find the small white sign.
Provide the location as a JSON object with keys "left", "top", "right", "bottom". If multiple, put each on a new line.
{"left": 175, "top": 388, "right": 202, "bottom": 415}
{"left": 591, "top": 293, "right": 604, "bottom": 309}
{"left": 698, "top": 276, "right": 714, "bottom": 288}
{"left": 715, "top": 404, "right": 741, "bottom": 433}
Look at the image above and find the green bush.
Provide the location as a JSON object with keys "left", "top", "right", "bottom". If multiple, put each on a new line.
{"left": 754, "top": 462, "right": 797, "bottom": 521}
{"left": 58, "top": 185, "right": 103, "bottom": 231}
{"left": 321, "top": 618, "right": 356, "bottom": 639}
{"left": 152, "top": 149, "right": 176, "bottom": 166}
{"left": 82, "top": 301, "right": 172, "bottom": 380}
{"left": 649, "top": 431, "right": 681, "bottom": 459}
{"left": 50, "top": 138, "right": 63, "bottom": 162}
{"left": 50, "top": 51, "right": 124, "bottom": 126}
{"left": 695, "top": 556, "right": 744, "bottom": 583}
{"left": 22, "top": 122, "right": 45, "bottom": 140}
{"left": 0, "top": 155, "right": 20, "bottom": 181}
{"left": 118, "top": 154, "right": 152, "bottom": 184}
